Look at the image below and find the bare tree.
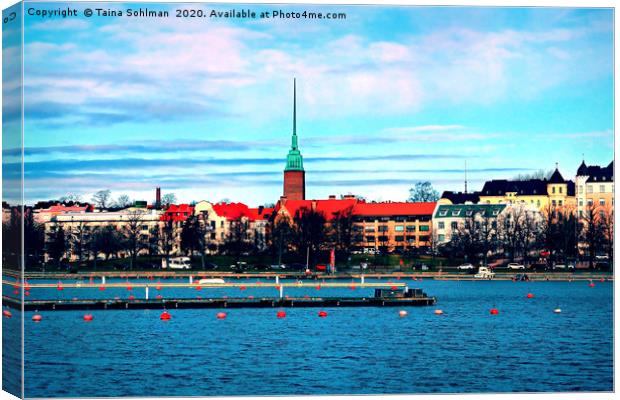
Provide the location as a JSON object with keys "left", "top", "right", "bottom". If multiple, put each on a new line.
{"left": 122, "top": 210, "right": 146, "bottom": 269}
{"left": 91, "top": 190, "right": 112, "bottom": 209}
{"left": 161, "top": 193, "right": 177, "bottom": 208}
{"left": 159, "top": 218, "right": 179, "bottom": 268}
{"left": 580, "top": 204, "right": 605, "bottom": 269}
{"left": 115, "top": 194, "right": 132, "bottom": 208}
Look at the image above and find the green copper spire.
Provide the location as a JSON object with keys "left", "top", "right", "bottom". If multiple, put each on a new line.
{"left": 285, "top": 78, "right": 304, "bottom": 171}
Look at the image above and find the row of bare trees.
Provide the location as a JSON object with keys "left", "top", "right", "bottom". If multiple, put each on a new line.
{"left": 442, "top": 203, "right": 613, "bottom": 268}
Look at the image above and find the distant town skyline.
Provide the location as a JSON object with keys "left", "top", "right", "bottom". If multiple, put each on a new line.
{"left": 4, "top": 3, "right": 613, "bottom": 205}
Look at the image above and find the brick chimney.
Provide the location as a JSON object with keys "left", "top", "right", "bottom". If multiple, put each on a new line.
{"left": 155, "top": 187, "right": 161, "bottom": 209}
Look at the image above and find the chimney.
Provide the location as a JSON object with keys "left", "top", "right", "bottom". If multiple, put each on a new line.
{"left": 155, "top": 187, "right": 161, "bottom": 209}
{"left": 328, "top": 195, "right": 336, "bottom": 200}
{"left": 258, "top": 205, "right": 264, "bottom": 214}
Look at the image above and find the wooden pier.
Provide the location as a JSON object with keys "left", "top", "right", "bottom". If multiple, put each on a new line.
{"left": 3, "top": 295, "right": 437, "bottom": 311}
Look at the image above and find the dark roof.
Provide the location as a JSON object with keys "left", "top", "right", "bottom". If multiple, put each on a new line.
{"left": 567, "top": 181, "right": 575, "bottom": 196}
{"left": 548, "top": 168, "right": 565, "bottom": 183}
{"left": 481, "top": 179, "right": 548, "bottom": 196}
{"left": 577, "top": 160, "right": 614, "bottom": 183}
{"left": 434, "top": 204, "right": 506, "bottom": 219}
{"left": 440, "top": 191, "right": 480, "bottom": 204}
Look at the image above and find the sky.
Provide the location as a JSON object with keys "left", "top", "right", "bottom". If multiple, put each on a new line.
{"left": 2, "top": 3, "right": 614, "bottom": 206}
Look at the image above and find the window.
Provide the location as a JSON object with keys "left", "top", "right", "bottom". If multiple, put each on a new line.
{"left": 552, "top": 187, "right": 556, "bottom": 194}
{"left": 365, "top": 236, "right": 375, "bottom": 242}
{"left": 438, "top": 222, "right": 445, "bottom": 230}
{"left": 600, "top": 198, "right": 605, "bottom": 206}
{"left": 492, "top": 210, "right": 499, "bottom": 216}
{"left": 579, "top": 211, "right": 583, "bottom": 218}
{"left": 558, "top": 200, "right": 563, "bottom": 206}
{"left": 451, "top": 222, "right": 458, "bottom": 230}
{"left": 395, "top": 236, "right": 404, "bottom": 242}
{"left": 378, "top": 225, "right": 388, "bottom": 232}
{"left": 406, "top": 226, "right": 416, "bottom": 232}
{"left": 452, "top": 209, "right": 461, "bottom": 216}
{"left": 141, "top": 225, "right": 149, "bottom": 231}
{"left": 552, "top": 200, "right": 556, "bottom": 206}
{"left": 537, "top": 200, "right": 541, "bottom": 207}
{"left": 587, "top": 185, "right": 593, "bottom": 194}
{"left": 438, "top": 234, "right": 445, "bottom": 242}
{"left": 439, "top": 210, "right": 448, "bottom": 217}
{"left": 587, "top": 199, "right": 593, "bottom": 206}
{"left": 220, "top": 221, "right": 224, "bottom": 227}
{"left": 419, "top": 225, "right": 430, "bottom": 232}
{"left": 378, "top": 235, "right": 388, "bottom": 242}
{"left": 465, "top": 210, "right": 473, "bottom": 216}
{"left": 364, "top": 226, "right": 375, "bottom": 232}
{"left": 210, "top": 233, "right": 216, "bottom": 239}
{"left": 600, "top": 185, "right": 605, "bottom": 193}
{"left": 579, "top": 185, "right": 583, "bottom": 194}
{"left": 419, "top": 235, "right": 430, "bottom": 242}
{"left": 579, "top": 200, "right": 583, "bottom": 207}
{"left": 559, "top": 187, "right": 563, "bottom": 194}
{"left": 394, "top": 225, "right": 404, "bottom": 232}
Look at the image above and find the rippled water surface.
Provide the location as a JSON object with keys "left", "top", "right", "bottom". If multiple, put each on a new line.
{"left": 7, "top": 278, "right": 613, "bottom": 397}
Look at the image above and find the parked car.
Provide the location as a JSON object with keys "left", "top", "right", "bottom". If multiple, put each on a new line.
{"left": 507, "top": 263, "right": 526, "bottom": 270}
{"left": 553, "top": 263, "right": 575, "bottom": 270}
{"left": 271, "top": 264, "right": 287, "bottom": 270}
{"left": 315, "top": 264, "right": 327, "bottom": 271}
{"left": 163, "top": 257, "right": 191, "bottom": 270}
{"left": 230, "top": 261, "right": 248, "bottom": 272}
{"left": 457, "top": 263, "right": 475, "bottom": 270}
{"left": 253, "top": 264, "right": 270, "bottom": 271}
{"left": 474, "top": 266, "right": 495, "bottom": 279}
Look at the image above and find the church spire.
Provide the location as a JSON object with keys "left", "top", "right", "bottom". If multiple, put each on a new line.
{"left": 285, "top": 78, "right": 304, "bottom": 172}
{"left": 292, "top": 78, "right": 298, "bottom": 150}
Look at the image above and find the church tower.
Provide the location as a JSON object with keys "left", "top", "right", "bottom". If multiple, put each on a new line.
{"left": 283, "top": 78, "right": 306, "bottom": 200}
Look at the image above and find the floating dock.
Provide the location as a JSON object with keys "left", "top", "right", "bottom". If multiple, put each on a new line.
{"left": 3, "top": 295, "right": 437, "bottom": 311}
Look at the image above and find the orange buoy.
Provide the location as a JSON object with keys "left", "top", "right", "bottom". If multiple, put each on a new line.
{"left": 56, "top": 285, "right": 63, "bottom": 291}
{"left": 99, "top": 285, "right": 106, "bottom": 291}
{"left": 160, "top": 311, "right": 171, "bottom": 320}
{"left": 195, "top": 285, "right": 202, "bottom": 291}
{"left": 390, "top": 286, "right": 398, "bottom": 290}
{"left": 275, "top": 284, "right": 281, "bottom": 290}
{"left": 318, "top": 311, "right": 328, "bottom": 318}
{"left": 216, "top": 312, "right": 227, "bottom": 319}
{"left": 156, "top": 284, "right": 162, "bottom": 290}
{"left": 399, "top": 310, "right": 408, "bottom": 317}
{"left": 128, "top": 295, "right": 135, "bottom": 301}
{"left": 490, "top": 308, "right": 499, "bottom": 315}
{"left": 349, "top": 284, "right": 356, "bottom": 290}
{"left": 3, "top": 310, "right": 12, "bottom": 318}
{"left": 315, "top": 285, "right": 321, "bottom": 290}
{"left": 276, "top": 311, "right": 286, "bottom": 319}
{"left": 526, "top": 293, "right": 534, "bottom": 299}
{"left": 240, "top": 285, "right": 247, "bottom": 291}
{"left": 32, "top": 314, "right": 42, "bottom": 322}
{"left": 156, "top": 294, "right": 163, "bottom": 300}
{"left": 24, "top": 291, "right": 30, "bottom": 297}
{"left": 24, "top": 285, "right": 31, "bottom": 291}
{"left": 434, "top": 309, "right": 444, "bottom": 315}
{"left": 126, "top": 285, "right": 132, "bottom": 291}
{"left": 83, "top": 314, "right": 93, "bottom": 321}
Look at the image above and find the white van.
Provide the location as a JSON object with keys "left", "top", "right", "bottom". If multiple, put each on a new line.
{"left": 162, "top": 257, "right": 191, "bottom": 269}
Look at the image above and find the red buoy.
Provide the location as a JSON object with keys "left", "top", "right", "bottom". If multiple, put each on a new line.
{"left": 239, "top": 285, "right": 247, "bottom": 291}
{"left": 490, "top": 308, "right": 499, "bottom": 315}
{"left": 315, "top": 285, "right": 321, "bottom": 290}
{"left": 600, "top": 278, "right": 605, "bottom": 283}
{"left": 160, "top": 311, "right": 171, "bottom": 320}
{"left": 318, "top": 311, "right": 328, "bottom": 318}
{"left": 83, "top": 314, "right": 93, "bottom": 321}
{"left": 349, "top": 284, "right": 356, "bottom": 290}
{"left": 195, "top": 286, "right": 202, "bottom": 291}
{"left": 56, "top": 285, "right": 63, "bottom": 291}
{"left": 156, "top": 285, "right": 162, "bottom": 290}
{"left": 526, "top": 293, "right": 534, "bottom": 299}
{"left": 3, "top": 310, "right": 12, "bottom": 318}
{"left": 24, "top": 291, "right": 30, "bottom": 297}
{"left": 304, "top": 295, "right": 310, "bottom": 298}
{"left": 589, "top": 282, "right": 595, "bottom": 288}
{"left": 248, "top": 295, "right": 254, "bottom": 299}
{"left": 12, "top": 289, "right": 18, "bottom": 295}
{"left": 128, "top": 295, "right": 135, "bottom": 301}
{"left": 390, "top": 286, "right": 398, "bottom": 290}
{"left": 276, "top": 311, "right": 286, "bottom": 319}
{"left": 216, "top": 312, "right": 227, "bottom": 319}
{"left": 126, "top": 285, "right": 133, "bottom": 291}
{"left": 156, "top": 295, "right": 163, "bottom": 300}
{"left": 24, "top": 285, "right": 31, "bottom": 291}
{"left": 99, "top": 285, "right": 106, "bottom": 291}
{"left": 32, "top": 314, "right": 42, "bottom": 322}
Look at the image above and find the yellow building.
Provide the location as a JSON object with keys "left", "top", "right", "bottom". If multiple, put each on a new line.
{"left": 575, "top": 160, "right": 614, "bottom": 219}
{"left": 478, "top": 167, "right": 575, "bottom": 210}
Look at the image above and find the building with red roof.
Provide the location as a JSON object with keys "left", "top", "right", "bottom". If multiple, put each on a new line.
{"left": 275, "top": 195, "right": 436, "bottom": 253}
{"left": 161, "top": 204, "right": 194, "bottom": 222}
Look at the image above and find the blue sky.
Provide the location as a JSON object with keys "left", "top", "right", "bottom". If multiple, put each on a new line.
{"left": 5, "top": 3, "right": 614, "bottom": 205}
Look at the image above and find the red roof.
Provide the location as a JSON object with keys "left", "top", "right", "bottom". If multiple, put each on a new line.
{"left": 42, "top": 204, "right": 93, "bottom": 213}
{"left": 276, "top": 199, "right": 357, "bottom": 221}
{"left": 276, "top": 199, "right": 436, "bottom": 220}
{"left": 247, "top": 207, "right": 273, "bottom": 221}
{"left": 161, "top": 204, "right": 194, "bottom": 222}
{"left": 353, "top": 202, "right": 436, "bottom": 217}
{"left": 211, "top": 202, "right": 253, "bottom": 221}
